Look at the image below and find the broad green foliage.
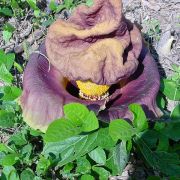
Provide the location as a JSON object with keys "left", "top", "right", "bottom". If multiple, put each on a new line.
{"left": 0, "top": 62, "right": 179, "bottom": 179}
{"left": 106, "top": 141, "right": 129, "bottom": 176}
{"left": 81, "top": 174, "right": 94, "bottom": 180}
{"left": 2, "top": 166, "right": 19, "bottom": 180}
{"left": 96, "top": 128, "right": 116, "bottom": 149}
{"left": 0, "top": 103, "right": 180, "bottom": 178}
{"left": 88, "top": 146, "right": 106, "bottom": 165}
{"left": 109, "top": 119, "right": 136, "bottom": 141}
{"left": 2, "top": 23, "right": 15, "bottom": 43}
{"left": 26, "top": 0, "right": 40, "bottom": 17}
{"left": 0, "top": 7, "right": 13, "bottom": 16}
{"left": 43, "top": 131, "right": 107, "bottom": 166}
{"left": 135, "top": 136, "right": 180, "bottom": 176}
{"left": 0, "top": 64, "right": 13, "bottom": 84}
{"left": 64, "top": 103, "right": 99, "bottom": 132}
{"left": 160, "top": 64, "right": 180, "bottom": 101}
{"left": 129, "top": 103, "right": 148, "bottom": 132}
{"left": 20, "top": 169, "right": 35, "bottom": 180}
{"left": 161, "top": 79, "right": 180, "bottom": 101}
{"left": 1, "top": 86, "right": 22, "bottom": 101}
{"left": 144, "top": 19, "right": 161, "bottom": 41}
{"left": 0, "top": 110, "right": 15, "bottom": 128}
{"left": 86, "top": 0, "right": 94, "bottom": 7}
{"left": 45, "top": 103, "right": 99, "bottom": 142}
{"left": 44, "top": 118, "right": 83, "bottom": 142}
{"left": 0, "top": 50, "right": 15, "bottom": 70}
{"left": 92, "top": 166, "right": 110, "bottom": 180}
{"left": 76, "top": 156, "right": 91, "bottom": 174}
{"left": 171, "top": 105, "right": 180, "bottom": 121}
{"left": 0, "top": 50, "right": 22, "bottom": 129}
{"left": 156, "top": 93, "right": 166, "bottom": 110}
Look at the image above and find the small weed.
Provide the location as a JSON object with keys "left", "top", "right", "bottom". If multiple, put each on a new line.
{"left": 144, "top": 19, "right": 161, "bottom": 42}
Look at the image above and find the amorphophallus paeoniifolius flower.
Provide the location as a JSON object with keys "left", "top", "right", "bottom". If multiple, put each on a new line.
{"left": 20, "top": 0, "right": 162, "bottom": 132}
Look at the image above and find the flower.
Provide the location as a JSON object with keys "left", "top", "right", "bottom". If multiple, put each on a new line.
{"left": 20, "top": 0, "right": 161, "bottom": 132}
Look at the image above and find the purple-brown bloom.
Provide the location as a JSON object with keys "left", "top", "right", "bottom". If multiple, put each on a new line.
{"left": 20, "top": 0, "right": 161, "bottom": 132}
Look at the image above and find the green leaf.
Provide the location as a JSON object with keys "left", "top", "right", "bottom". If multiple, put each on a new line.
{"left": 62, "top": 162, "right": 74, "bottom": 174}
{"left": 56, "top": 4, "right": 66, "bottom": 13}
{"left": 139, "top": 130, "right": 159, "bottom": 149}
{"left": 33, "top": 177, "right": 43, "bottom": 180}
{"left": 171, "top": 72, "right": 180, "bottom": 82}
{"left": 171, "top": 64, "right": 180, "bottom": 72}
{"left": 92, "top": 166, "right": 110, "bottom": 180}
{"left": 156, "top": 93, "right": 166, "bottom": 110}
{"left": 20, "top": 169, "right": 35, "bottom": 180}
{"left": 0, "top": 64, "right": 13, "bottom": 84}
{"left": 44, "top": 118, "right": 82, "bottom": 142}
{"left": 0, "top": 110, "right": 15, "bottom": 128}
{"left": 129, "top": 103, "right": 148, "bottom": 132}
{"left": 3, "top": 30, "right": 12, "bottom": 43}
{"left": 0, "top": 144, "right": 15, "bottom": 154}
{"left": 82, "top": 111, "right": 99, "bottom": 132}
{"left": 81, "top": 174, "right": 94, "bottom": 180}
{"left": 29, "top": 129, "right": 42, "bottom": 137}
{"left": 0, "top": 7, "right": 13, "bottom": 16}
{"left": 26, "top": 0, "right": 39, "bottom": 10}
{"left": 106, "top": 141, "right": 129, "bottom": 175}
{"left": 3, "top": 23, "right": 15, "bottom": 43}
{"left": 11, "top": 0, "right": 20, "bottom": 10}
{"left": 154, "top": 122, "right": 165, "bottom": 131}
{"left": 64, "top": 0, "right": 74, "bottom": 9}
{"left": 88, "top": 146, "right": 106, "bottom": 165}
{"left": 43, "top": 131, "right": 99, "bottom": 167}
{"left": 64, "top": 103, "right": 89, "bottom": 126}
{"left": 96, "top": 128, "right": 117, "bottom": 149}
{"left": 161, "top": 79, "right": 180, "bottom": 101}
{"left": 0, "top": 100, "right": 20, "bottom": 113}
{"left": 135, "top": 135, "right": 180, "bottom": 176}
{"left": 109, "top": 119, "right": 136, "bottom": 141}
{"left": 26, "top": 0, "right": 40, "bottom": 17}
{"left": 153, "top": 152, "right": 180, "bottom": 176}
{"left": 63, "top": 103, "right": 99, "bottom": 132}
{"left": 9, "top": 132, "right": 27, "bottom": 146}
{"left": 86, "top": 0, "right": 94, "bottom": 7}
{"left": 134, "top": 135, "right": 156, "bottom": 167}
{"left": 42, "top": 18, "right": 55, "bottom": 27}
{"left": 1, "top": 86, "right": 22, "bottom": 101}
{"left": 127, "top": 140, "right": 132, "bottom": 153}
{"left": 2, "top": 166, "right": 19, "bottom": 180}
{"left": 76, "top": 156, "right": 91, "bottom": 174}
{"left": 156, "top": 134, "right": 169, "bottom": 151}
{"left": 161, "top": 123, "right": 180, "bottom": 141}
{"left": 5, "top": 53, "right": 15, "bottom": 70}
{"left": 147, "top": 176, "right": 161, "bottom": 180}
{"left": 49, "top": 0, "right": 57, "bottom": 11}
{"left": 0, "top": 152, "right": 6, "bottom": 165}
{"left": 36, "top": 156, "right": 51, "bottom": 176}
{"left": 2, "top": 154, "right": 19, "bottom": 166}
{"left": 34, "top": 9, "right": 40, "bottom": 17}
{"left": 154, "top": 151, "right": 180, "bottom": 165}
{"left": 14, "top": 62, "right": 23, "bottom": 73}
{"left": 0, "top": 50, "right": 15, "bottom": 70}
{"left": 171, "top": 105, "right": 180, "bottom": 121}
{"left": 20, "top": 144, "right": 33, "bottom": 163}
